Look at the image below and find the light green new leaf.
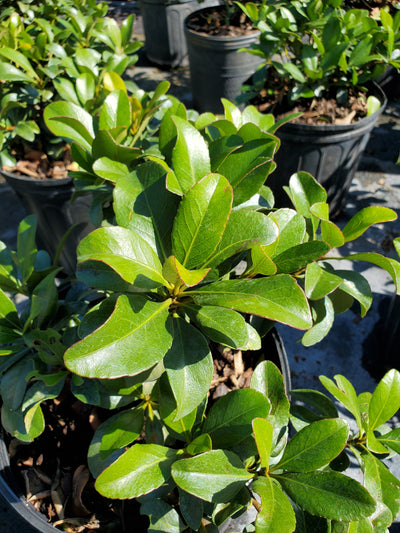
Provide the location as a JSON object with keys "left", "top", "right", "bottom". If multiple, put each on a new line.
{"left": 99, "top": 89, "right": 131, "bottom": 130}
{"left": 285, "top": 172, "right": 327, "bottom": 219}
{"left": 206, "top": 209, "right": 279, "bottom": 269}
{"left": 251, "top": 245, "right": 277, "bottom": 276}
{"left": 274, "top": 418, "right": 348, "bottom": 472}
{"left": 342, "top": 207, "right": 396, "bottom": 243}
{"left": 95, "top": 443, "right": 179, "bottom": 498}
{"left": 76, "top": 72, "right": 96, "bottom": 105}
{"left": 320, "top": 375, "right": 363, "bottom": 432}
{"left": 276, "top": 471, "right": 376, "bottom": 521}
{"left": 0, "top": 47, "right": 39, "bottom": 80}
{"left": 251, "top": 361, "right": 290, "bottom": 436}
{"left": 171, "top": 174, "right": 233, "bottom": 269}
{"left": 1, "top": 402, "right": 44, "bottom": 443}
{"left": 171, "top": 449, "right": 252, "bottom": 503}
{"left": 164, "top": 318, "right": 213, "bottom": 420}
{"left": 202, "top": 388, "right": 270, "bottom": 448}
{"left": 252, "top": 477, "right": 296, "bottom": 533}
{"left": 368, "top": 368, "right": 400, "bottom": 431}
{"left": 185, "top": 304, "right": 249, "bottom": 349}
{"left": 171, "top": 116, "right": 211, "bottom": 194}
{"left": 0, "top": 62, "right": 34, "bottom": 83}
{"left": 188, "top": 276, "right": 312, "bottom": 330}
{"left": 253, "top": 418, "right": 273, "bottom": 468}
{"left": 162, "top": 256, "right": 210, "bottom": 289}
{"left": 0, "top": 289, "right": 20, "bottom": 328}
{"left": 77, "top": 226, "right": 166, "bottom": 289}
{"left": 64, "top": 295, "right": 172, "bottom": 378}
{"left": 92, "top": 157, "right": 129, "bottom": 183}
{"left": 91, "top": 131, "right": 141, "bottom": 165}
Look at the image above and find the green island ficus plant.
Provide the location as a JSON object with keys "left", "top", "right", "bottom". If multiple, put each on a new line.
{"left": 2, "top": 100, "right": 400, "bottom": 531}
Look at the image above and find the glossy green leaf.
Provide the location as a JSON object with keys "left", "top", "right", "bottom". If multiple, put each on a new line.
{"left": 114, "top": 161, "right": 179, "bottom": 260}
{"left": 88, "top": 407, "right": 144, "bottom": 478}
{"left": 92, "top": 157, "right": 129, "bottom": 183}
{"left": 252, "top": 477, "right": 296, "bottom": 533}
{"left": 328, "top": 270, "right": 372, "bottom": 317}
{"left": 44, "top": 101, "right": 94, "bottom": 152}
{"left": 76, "top": 72, "right": 95, "bottom": 104}
{"left": 253, "top": 418, "right": 273, "bottom": 468}
{"left": 171, "top": 449, "right": 252, "bottom": 503}
{"left": 164, "top": 318, "right": 213, "bottom": 420}
{"left": 92, "top": 131, "right": 141, "bottom": 165}
{"left": 178, "top": 489, "right": 204, "bottom": 531}
{"left": 158, "top": 373, "right": 197, "bottom": 442}
{"left": 0, "top": 47, "right": 38, "bottom": 79}
{"left": 277, "top": 471, "right": 376, "bottom": 521}
{"left": 268, "top": 209, "right": 306, "bottom": 257}
{"left": 334, "top": 253, "right": 400, "bottom": 294}
{"left": 0, "top": 289, "right": 20, "bottom": 328}
{"left": 64, "top": 295, "right": 172, "bottom": 378}
{"left": 186, "top": 434, "right": 212, "bottom": 456}
{"left": 273, "top": 241, "right": 329, "bottom": 274}
{"left": 290, "top": 389, "right": 338, "bottom": 419}
{"left": 77, "top": 226, "right": 166, "bottom": 289}
{"left": 140, "top": 499, "right": 184, "bottom": 533}
{"left": 251, "top": 361, "right": 290, "bottom": 437}
{"left": 0, "top": 61, "right": 33, "bottom": 82}
{"left": 362, "top": 450, "right": 400, "bottom": 521}
{"left": 1, "top": 402, "right": 44, "bottom": 443}
{"left": 95, "top": 443, "right": 180, "bottom": 498}
{"left": 171, "top": 174, "right": 233, "bottom": 269}
{"left": 205, "top": 209, "right": 279, "bottom": 269}
{"left": 301, "top": 296, "right": 334, "bottom": 346}
{"left": 285, "top": 172, "right": 327, "bottom": 219}
{"left": 305, "top": 263, "right": 343, "bottom": 300}
{"left": 185, "top": 304, "right": 249, "bottom": 349}
{"left": 171, "top": 116, "right": 211, "bottom": 194}
{"left": 274, "top": 418, "right": 348, "bottom": 472}
{"left": 320, "top": 375, "right": 363, "bottom": 432}
{"left": 99, "top": 89, "right": 131, "bottom": 130}
{"left": 202, "top": 388, "right": 270, "bottom": 448}
{"left": 368, "top": 368, "right": 400, "bottom": 431}
{"left": 17, "top": 215, "right": 37, "bottom": 283}
{"left": 251, "top": 245, "right": 277, "bottom": 276}
{"left": 377, "top": 427, "right": 400, "bottom": 454}
{"left": 188, "top": 276, "right": 312, "bottom": 330}
{"left": 342, "top": 207, "right": 397, "bottom": 243}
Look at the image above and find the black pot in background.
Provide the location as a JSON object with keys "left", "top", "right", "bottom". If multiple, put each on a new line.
{"left": 0, "top": 170, "right": 93, "bottom": 275}
{"left": 269, "top": 82, "right": 387, "bottom": 218}
{"left": 139, "top": 0, "right": 219, "bottom": 68}
{"left": 185, "top": 6, "right": 262, "bottom": 114}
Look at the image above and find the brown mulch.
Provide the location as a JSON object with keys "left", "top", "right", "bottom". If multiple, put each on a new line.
{"left": 2, "top": 150, "right": 77, "bottom": 180}
{"left": 186, "top": 5, "right": 256, "bottom": 37}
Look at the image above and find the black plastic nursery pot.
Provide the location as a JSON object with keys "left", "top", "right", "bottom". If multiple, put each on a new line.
{"left": 269, "top": 82, "right": 387, "bottom": 218}
{"left": 0, "top": 170, "right": 93, "bottom": 275}
{"left": 139, "top": 0, "right": 219, "bottom": 68}
{"left": 185, "top": 7, "right": 262, "bottom": 114}
{"left": 0, "top": 329, "right": 291, "bottom": 532}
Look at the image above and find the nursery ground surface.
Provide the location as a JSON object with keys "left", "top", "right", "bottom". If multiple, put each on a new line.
{"left": 1, "top": 2, "right": 400, "bottom": 532}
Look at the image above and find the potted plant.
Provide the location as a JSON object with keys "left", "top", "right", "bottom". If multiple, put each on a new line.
{"left": 238, "top": 0, "right": 400, "bottom": 216}
{"left": 184, "top": 1, "right": 263, "bottom": 113}
{"left": 0, "top": 0, "right": 142, "bottom": 270}
{"left": 2, "top": 94, "right": 400, "bottom": 530}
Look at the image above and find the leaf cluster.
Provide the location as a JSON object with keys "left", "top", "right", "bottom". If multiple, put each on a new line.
{"left": 0, "top": 0, "right": 142, "bottom": 166}
{"left": 239, "top": 0, "right": 400, "bottom": 106}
